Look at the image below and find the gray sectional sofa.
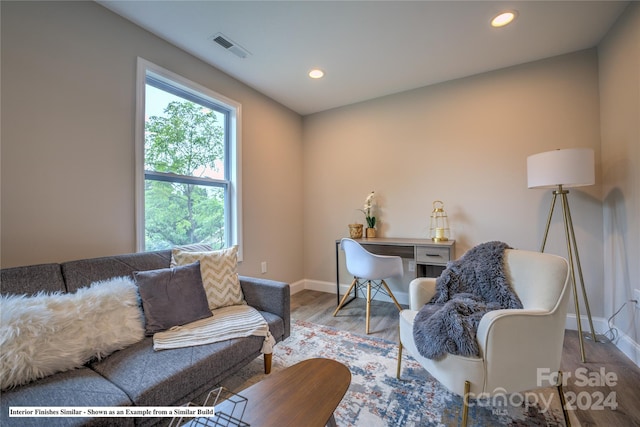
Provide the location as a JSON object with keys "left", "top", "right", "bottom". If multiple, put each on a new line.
{"left": 0, "top": 250, "right": 290, "bottom": 427}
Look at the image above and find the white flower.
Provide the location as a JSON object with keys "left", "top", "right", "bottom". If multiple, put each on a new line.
{"left": 365, "top": 192, "right": 375, "bottom": 204}
{"left": 360, "top": 191, "right": 376, "bottom": 228}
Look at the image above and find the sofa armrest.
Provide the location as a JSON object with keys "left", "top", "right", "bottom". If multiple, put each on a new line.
{"left": 239, "top": 276, "right": 290, "bottom": 339}
{"left": 409, "top": 277, "right": 437, "bottom": 310}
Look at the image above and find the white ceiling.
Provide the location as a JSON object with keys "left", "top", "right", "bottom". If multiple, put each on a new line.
{"left": 98, "top": 1, "right": 629, "bottom": 115}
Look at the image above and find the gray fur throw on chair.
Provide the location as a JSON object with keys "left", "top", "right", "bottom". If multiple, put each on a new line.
{"left": 412, "top": 241, "right": 522, "bottom": 360}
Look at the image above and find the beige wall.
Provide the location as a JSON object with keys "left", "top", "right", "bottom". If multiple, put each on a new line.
{"left": 599, "top": 2, "right": 640, "bottom": 354}
{"left": 0, "top": 1, "right": 304, "bottom": 282}
{"left": 303, "top": 50, "right": 604, "bottom": 315}
{"left": 3, "top": 2, "right": 638, "bottom": 359}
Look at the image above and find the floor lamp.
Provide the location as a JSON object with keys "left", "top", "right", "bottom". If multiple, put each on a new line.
{"left": 527, "top": 148, "right": 597, "bottom": 363}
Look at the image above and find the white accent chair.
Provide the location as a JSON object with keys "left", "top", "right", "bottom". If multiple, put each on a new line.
{"left": 333, "top": 238, "right": 403, "bottom": 334}
{"left": 397, "top": 249, "right": 572, "bottom": 426}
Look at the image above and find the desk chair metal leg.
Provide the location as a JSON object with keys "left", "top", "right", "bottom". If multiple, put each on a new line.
{"left": 333, "top": 278, "right": 358, "bottom": 317}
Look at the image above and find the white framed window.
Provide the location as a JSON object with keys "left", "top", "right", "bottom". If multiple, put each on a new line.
{"left": 135, "top": 58, "right": 242, "bottom": 258}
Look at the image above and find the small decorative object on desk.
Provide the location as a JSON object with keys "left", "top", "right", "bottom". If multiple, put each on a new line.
{"left": 359, "top": 191, "right": 377, "bottom": 237}
{"left": 348, "top": 223, "right": 363, "bottom": 239}
{"left": 429, "top": 200, "right": 450, "bottom": 242}
{"left": 169, "top": 387, "right": 249, "bottom": 427}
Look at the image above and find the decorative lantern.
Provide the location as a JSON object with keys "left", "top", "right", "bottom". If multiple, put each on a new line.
{"left": 429, "top": 200, "right": 450, "bottom": 242}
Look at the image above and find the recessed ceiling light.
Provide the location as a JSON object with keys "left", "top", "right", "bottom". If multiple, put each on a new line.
{"left": 491, "top": 11, "right": 517, "bottom": 28}
{"left": 308, "top": 69, "right": 325, "bottom": 79}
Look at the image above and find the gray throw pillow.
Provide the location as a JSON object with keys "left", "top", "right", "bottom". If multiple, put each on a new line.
{"left": 135, "top": 261, "right": 212, "bottom": 335}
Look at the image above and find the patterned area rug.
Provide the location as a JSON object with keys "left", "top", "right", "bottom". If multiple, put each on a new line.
{"left": 220, "top": 319, "right": 566, "bottom": 426}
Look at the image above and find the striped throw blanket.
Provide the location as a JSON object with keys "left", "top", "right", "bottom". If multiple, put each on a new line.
{"left": 153, "top": 304, "right": 276, "bottom": 353}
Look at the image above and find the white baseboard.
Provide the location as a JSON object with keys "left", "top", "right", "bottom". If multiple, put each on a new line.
{"left": 302, "top": 279, "right": 333, "bottom": 294}
{"left": 564, "top": 313, "right": 608, "bottom": 335}
{"left": 289, "top": 279, "right": 306, "bottom": 295}
{"left": 566, "top": 313, "right": 640, "bottom": 367}
{"left": 294, "top": 279, "right": 640, "bottom": 368}
{"left": 613, "top": 330, "right": 640, "bottom": 367}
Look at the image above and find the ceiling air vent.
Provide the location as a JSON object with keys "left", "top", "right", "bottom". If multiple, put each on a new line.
{"left": 211, "top": 33, "right": 250, "bottom": 59}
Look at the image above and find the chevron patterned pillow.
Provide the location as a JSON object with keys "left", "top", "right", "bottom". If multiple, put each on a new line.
{"left": 169, "top": 243, "right": 213, "bottom": 267}
{"left": 171, "top": 246, "right": 245, "bottom": 310}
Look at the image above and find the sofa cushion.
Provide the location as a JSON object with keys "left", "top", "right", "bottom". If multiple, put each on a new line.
{"left": 0, "top": 277, "right": 144, "bottom": 390}
{"left": 89, "top": 336, "right": 261, "bottom": 407}
{"left": 171, "top": 246, "right": 245, "bottom": 310}
{"left": 0, "top": 367, "right": 134, "bottom": 427}
{"left": 62, "top": 250, "right": 172, "bottom": 292}
{"left": 0, "top": 263, "right": 65, "bottom": 296}
{"left": 135, "top": 261, "right": 212, "bottom": 335}
{"left": 89, "top": 312, "right": 284, "bottom": 407}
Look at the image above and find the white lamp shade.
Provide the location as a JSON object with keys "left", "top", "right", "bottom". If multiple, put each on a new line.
{"left": 527, "top": 148, "right": 595, "bottom": 189}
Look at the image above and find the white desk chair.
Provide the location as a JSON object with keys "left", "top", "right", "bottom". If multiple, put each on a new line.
{"left": 333, "top": 238, "right": 403, "bottom": 334}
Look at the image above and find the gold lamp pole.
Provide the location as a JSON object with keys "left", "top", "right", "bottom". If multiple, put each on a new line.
{"left": 527, "top": 148, "right": 597, "bottom": 363}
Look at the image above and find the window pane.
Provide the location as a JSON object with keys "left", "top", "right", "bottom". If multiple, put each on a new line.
{"left": 144, "top": 180, "right": 226, "bottom": 251}
{"left": 145, "top": 84, "right": 226, "bottom": 180}
{"left": 144, "top": 79, "right": 229, "bottom": 251}
{"left": 136, "top": 59, "right": 241, "bottom": 255}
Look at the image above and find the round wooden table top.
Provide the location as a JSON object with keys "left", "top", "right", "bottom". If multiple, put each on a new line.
{"left": 225, "top": 357, "right": 351, "bottom": 427}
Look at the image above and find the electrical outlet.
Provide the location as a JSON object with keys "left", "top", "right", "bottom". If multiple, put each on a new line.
{"left": 408, "top": 261, "right": 416, "bottom": 272}
{"left": 261, "top": 261, "right": 267, "bottom": 274}
{"left": 633, "top": 289, "right": 640, "bottom": 310}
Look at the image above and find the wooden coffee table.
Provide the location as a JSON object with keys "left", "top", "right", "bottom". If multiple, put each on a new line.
{"left": 219, "top": 358, "right": 351, "bottom": 427}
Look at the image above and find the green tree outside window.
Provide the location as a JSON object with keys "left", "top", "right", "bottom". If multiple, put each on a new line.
{"left": 144, "top": 99, "right": 227, "bottom": 251}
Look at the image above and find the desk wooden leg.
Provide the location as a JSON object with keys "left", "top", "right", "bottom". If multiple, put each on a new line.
{"left": 366, "top": 281, "right": 372, "bottom": 334}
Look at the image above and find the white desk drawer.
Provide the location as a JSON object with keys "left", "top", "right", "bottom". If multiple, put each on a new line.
{"left": 415, "top": 246, "right": 451, "bottom": 265}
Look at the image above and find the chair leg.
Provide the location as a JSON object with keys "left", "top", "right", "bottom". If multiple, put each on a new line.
{"left": 365, "top": 281, "right": 372, "bottom": 334}
{"left": 557, "top": 371, "right": 571, "bottom": 427}
{"left": 461, "top": 380, "right": 470, "bottom": 427}
{"left": 396, "top": 339, "right": 403, "bottom": 379}
{"left": 381, "top": 279, "right": 403, "bottom": 312}
{"left": 333, "top": 278, "right": 358, "bottom": 316}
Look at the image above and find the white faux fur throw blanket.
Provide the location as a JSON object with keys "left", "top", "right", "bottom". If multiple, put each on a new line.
{"left": 153, "top": 304, "right": 276, "bottom": 353}
{"left": 0, "top": 277, "right": 144, "bottom": 390}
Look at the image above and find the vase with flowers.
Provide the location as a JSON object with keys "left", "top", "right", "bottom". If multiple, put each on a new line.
{"left": 360, "top": 191, "right": 377, "bottom": 238}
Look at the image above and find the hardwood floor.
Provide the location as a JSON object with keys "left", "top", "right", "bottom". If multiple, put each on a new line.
{"left": 291, "top": 289, "right": 640, "bottom": 427}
